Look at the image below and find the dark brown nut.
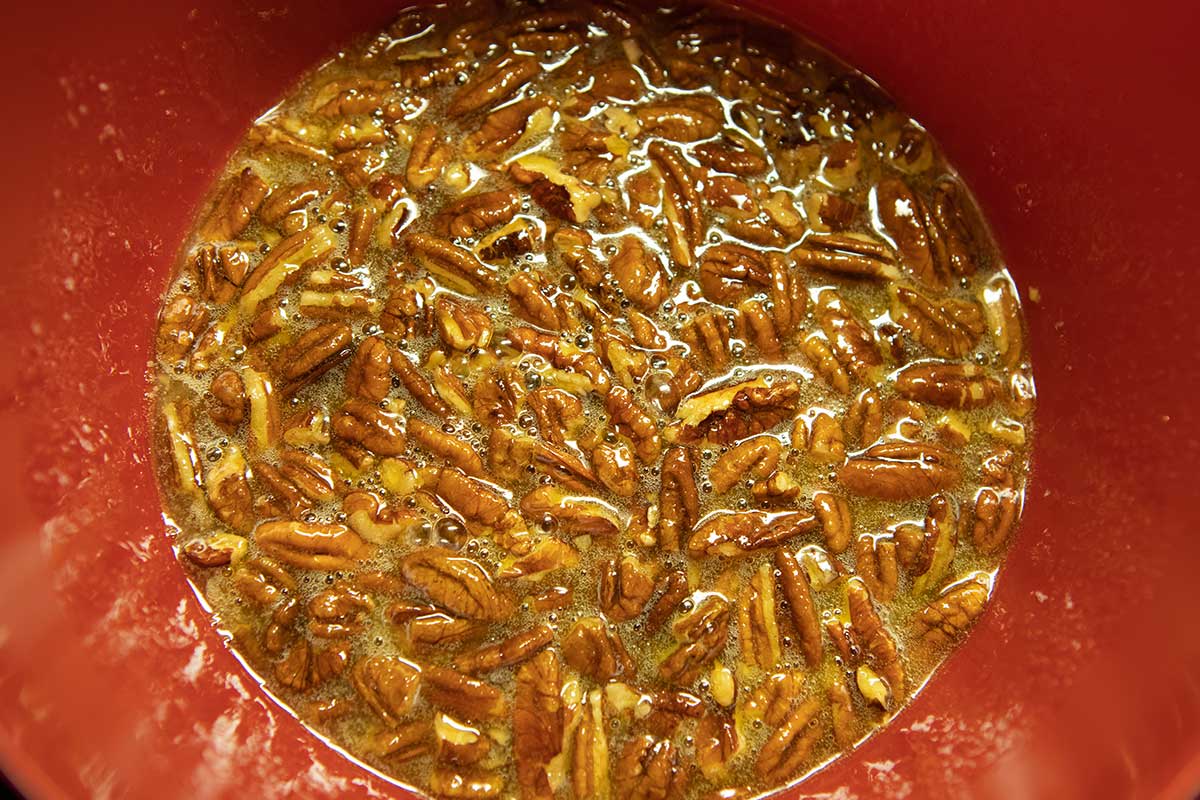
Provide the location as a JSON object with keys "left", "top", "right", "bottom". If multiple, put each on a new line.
{"left": 636, "top": 94, "right": 724, "bottom": 141}
{"left": 497, "top": 539, "right": 580, "bottom": 580}
{"left": 389, "top": 349, "right": 453, "bottom": 418}
{"left": 649, "top": 141, "right": 705, "bottom": 268}
{"left": 478, "top": 219, "right": 540, "bottom": 262}
{"left": 246, "top": 298, "right": 286, "bottom": 343}
{"left": 255, "top": 520, "right": 370, "bottom": 570}
{"left": 464, "top": 94, "right": 554, "bottom": 160}
{"left": 520, "top": 486, "right": 620, "bottom": 538}
{"left": 604, "top": 386, "right": 661, "bottom": 462}
{"left": 659, "top": 595, "right": 731, "bottom": 685}
{"left": 877, "top": 177, "right": 942, "bottom": 289}
{"left": 275, "top": 639, "right": 310, "bottom": 689}
{"left": 333, "top": 146, "right": 387, "bottom": 188}
{"left": 599, "top": 555, "right": 659, "bottom": 622}
{"left": 696, "top": 711, "right": 740, "bottom": 781}
{"left": 273, "top": 322, "right": 354, "bottom": 392}
{"left": 812, "top": 490, "right": 852, "bottom": 554}
{"left": 570, "top": 688, "right": 609, "bottom": 800}
{"left": 282, "top": 405, "right": 329, "bottom": 448}
{"left": 973, "top": 486, "right": 1020, "bottom": 554}
{"left": 800, "top": 333, "right": 851, "bottom": 394}
{"left": 928, "top": 177, "right": 982, "bottom": 278}
{"left": 435, "top": 296, "right": 493, "bottom": 351}
{"left": 838, "top": 441, "right": 962, "bottom": 501}
{"left": 400, "top": 546, "right": 513, "bottom": 621}
{"left": 856, "top": 534, "right": 898, "bottom": 603}
{"left": 797, "top": 410, "right": 846, "bottom": 465}
{"left": 814, "top": 192, "right": 860, "bottom": 230}
{"left": 829, "top": 674, "right": 857, "bottom": 751}
{"left": 349, "top": 656, "right": 421, "bottom": 725}
{"left": 680, "top": 309, "right": 735, "bottom": 369}
{"left": 239, "top": 225, "right": 336, "bottom": 318}
{"left": 613, "top": 735, "right": 686, "bottom": 800}
{"left": 892, "top": 284, "right": 986, "bottom": 358}
{"left": 255, "top": 448, "right": 337, "bottom": 518}
{"left": 408, "top": 232, "right": 499, "bottom": 294}
{"left": 774, "top": 548, "right": 823, "bottom": 668}
{"left": 428, "top": 767, "right": 504, "bottom": 799}
{"left": 514, "top": 649, "right": 564, "bottom": 799}
{"left": 735, "top": 299, "right": 784, "bottom": 360}
{"left": 198, "top": 167, "right": 269, "bottom": 241}
{"left": 688, "top": 510, "right": 818, "bottom": 558}
{"left": 408, "top": 418, "right": 486, "bottom": 477}
{"left": 611, "top": 236, "right": 669, "bottom": 311}
{"left": 380, "top": 279, "right": 429, "bottom": 339}
{"left": 507, "top": 271, "right": 565, "bottom": 330}
{"left": 793, "top": 233, "right": 901, "bottom": 281}
{"left": 847, "top": 577, "right": 905, "bottom": 701}
{"left": 452, "top": 624, "right": 554, "bottom": 674}
{"left": 405, "top": 124, "right": 452, "bottom": 190}
{"left": 208, "top": 369, "right": 246, "bottom": 431}
{"left": 591, "top": 441, "right": 637, "bottom": 497}
{"left": 447, "top": 54, "right": 540, "bottom": 117}
{"left": 332, "top": 398, "right": 406, "bottom": 456}
{"left": 915, "top": 575, "right": 990, "bottom": 646}
{"left": 404, "top": 612, "right": 483, "bottom": 648}
{"left": 307, "top": 582, "right": 373, "bottom": 638}
{"left": 194, "top": 244, "right": 251, "bottom": 304}
{"left": 422, "top": 663, "right": 508, "bottom": 720}
{"left": 911, "top": 493, "right": 959, "bottom": 596}
{"left": 563, "top": 616, "right": 635, "bottom": 682}
{"left": 363, "top": 720, "right": 432, "bottom": 762}
{"left": 845, "top": 387, "right": 884, "bottom": 447}
{"left": 473, "top": 365, "right": 525, "bottom": 426}
{"left": 676, "top": 378, "right": 801, "bottom": 445}
{"left": 157, "top": 295, "right": 209, "bottom": 361}
{"left": 434, "top": 189, "right": 522, "bottom": 239}
{"left": 751, "top": 470, "right": 801, "bottom": 505}
{"left": 645, "top": 569, "right": 690, "bottom": 632}
{"left": 815, "top": 289, "right": 882, "bottom": 380}
{"left": 206, "top": 445, "right": 254, "bottom": 532}
{"left": 755, "top": 696, "right": 822, "bottom": 782}
{"left": 232, "top": 556, "right": 296, "bottom": 607}
{"left": 894, "top": 361, "right": 1001, "bottom": 409}
{"left": 182, "top": 533, "right": 248, "bottom": 568}
{"left": 341, "top": 336, "right": 390, "bottom": 402}
{"left": 981, "top": 274, "right": 1025, "bottom": 369}
{"left": 738, "top": 563, "right": 781, "bottom": 670}
{"left": 709, "top": 435, "right": 783, "bottom": 494}
{"left": 699, "top": 244, "right": 772, "bottom": 304}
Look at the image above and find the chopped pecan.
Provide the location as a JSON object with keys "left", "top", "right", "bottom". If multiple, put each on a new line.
{"left": 973, "top": 486, "right": 1020, "bottom": 554}
{"left": 497, "top": 539, "right": 579, "bottom": 580}
{"left": 350, "top": 656, "right": 421, "bottom": 724}
{"left": 847, "top": 577, "right": 904, "bottom": 700}
{"left": 332, "top": 397, "right": 406, "bottom": 456}
{"left": 676, "top": 378, "right": 800, "bottom": 445}
{"left": 571, "top": 688, "right": 610, "bottom": 800}
{"left": 893, "top": 284, "right": 986, "bottom": 358}
{"left": 207, "top": 369, "right": 246, "bottom": 431}
{"left": 435, "top": 714, "right": 490, "bottom": 766}
{"left": 514, "top": 649, "right": 563, "bottom": 799}
{"left": 599, "top": 555, "right": 658, "bottom": 622}
{"left": 649, "top": 142, "right": 704, "bottom": 268}
{"left": 273, "top": 322, "right": 353, "bottom": 392}
{"left": 344, "top": 335, "right": 392, "bottom": 402}
{"left": 520, "top": 486, "right": 619, "bottom": 538}
{"left": 158, "top": 295, "right": 209, "bottom": 361}
{"left": 364, "top": 720, "right": 431, "bottom": 762}
{"left": 895, "top": 361, "right": 1000, "bottom": 409}
{"left": 453, "top": 624, "right": 554, "bottom": 674}
{"left": 815, "top": 289, "right": 882, "bottom": 380}
{"left": 838, "top": 441, "right": 962, "bottom": 500}
{"left": 408, "top": 232, "right": 499, "bottom": 294}
{"left": 422, "top": 663, "right": 508, "bottom": 720}
{"left": 738, "top": 562, "right": 781, "bottom": 670}
{"left": 562, "top": 616, "right": 635, "bottom": 682}
{"left": 434, "top": 188, "right": 522, "bottom": 239}
{"left": 755, "top": 695, "right": 822, "bottom": 782}
{"left": 343, "top": 490, "right": 423, "bottom": 545}
{"left": 205, "top": 444, "right": 254, "bottom": 532}
{"left": 801, "top": 333, "right": 851, "bottom": 394}
{"left": 255, "top": 520, "right": 370, "bottom": 570}
{"left": 194, "top": 244, "right": 251, "bottom": 304}
{"left": 915, "top": 575, "right": 990, "bottom": 646}
{"left": 182, "top": 532, "right": 248, "bottom": 568}
{"left": 400, "top": 546, "right": 513, "bottom": 621}
{"left": 254, "top": 448, "right": 337, "bottom": 518}
{"left": 796, "top": 410, "right": 846, "bottom": 465}
{"left": 709, "top": 435, "right": 783, "bottom": 494}
{"left": 774, "top": 548, "right": 823, "bottom": 668}
{"left": 611, "top": 236, "right": 669, "bottom": 311}
{"left": 912, "top": 493, "right": 959, "bottom": 596}
{"left": 239, "top": 225, "right": 336, "bottom": 318}
{"left": 604, "top": 386, "right": 661, "bottom": 462}
{"left": 428, "top": 767, "right": 504, "bottom": 799}
{"left": 198, "top": 167, "right": 268, "bottom": 241}
{"left": 688, "top": 510, "right": 818, "bottom": 558}
{"left": 981, "top": 274, "right": 1025, "bottom": 368}
{"left": 659, "top": 595, "right": 730, "bottom": 685}
{"left": 829, "top": 674, "right": 857, "bottom": 750}
{"left": 447, "top": 53, "right": 539, "bottom": 117}
{"left": 613, "top": 735, "right": 686, "bottom": 800}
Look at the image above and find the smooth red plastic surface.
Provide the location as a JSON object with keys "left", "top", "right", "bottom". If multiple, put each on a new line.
{"left": 1, "top": 1, "right": 1198, "bottom": 798}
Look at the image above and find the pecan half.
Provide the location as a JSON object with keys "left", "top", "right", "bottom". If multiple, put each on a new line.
{"left": 915, "top": 575, "right": 990, "bottom": 646}
{"left": 604, "top": 386, "right": 661, "bottom": 462}
{"left": 688, "top": 510, "right": 818, "bottom": 558}
{"left": 591, "top": 440, "right": 637, "bottom": 497}
{"left": 198, "top": 167, "right": 269, "bottom": 241}
{"left": 520, "top": 486, "right": 620, "bottom": 538}
{"left": 636, "top": 95, "right": 723, "bottom": 141}
{"left": 774, "top": 548, "right": 822, "bottom": 668}
{"left": 613, "top": 735, "right": 686, "bottom": 800}
{"left": 158, "top": 295, "right": 209, "bottom": 361}
{"left": 838, "top": 441, "right": 962, "bottom": 500}
{"left": 447, "top": 54, "right": 540, "bottom": 117}
{"left": 973, "top": 486, "right": 1020, "bottom": 554}
{"left": 350, "top": 656, "right": 421, "bottom": 725}
{"left": 194, "top": 244, "right": 251, "bottom": 304}
{"left": 755, "top": 696, "right": 822, "bottom": 782}
{"left": 453, "top": 624, "right": 554, "bottom": 674}
{"left": 611, "top": 236, "right": 669, "bottom": 311}
{"left": 207, "top": 369, "right": 246, "bottom": 431}
{"left": 676, "top": 378, "right": 800, "bottom": 445}
{"left": 409, "top": 418, "right": 486, "bottom": 477}
{"left": 422, "top": 663, "right": 508, "bottom": 720}
{"left": 709, "top": 435, "right": 783, "bottom": 494}
{"left": 406, "top": 124, "right": 452, "bottom": 190}
{"left": 856, "top": 534, "right": 898, "bottom": 603}
{"left": 344, "top": 336, "right": 392, "bottom": 402}
{"left": 435, "top": 296, "right": 493, "bottom": 351}
{"left": 332, "top": 398, "right": 406, "bottom": 456}
{"left": 812, "top": 490, "right": 851, "bottom": 555}
{"left": 912, "top": 493, "right": 960, "bottom": 596}
{"left": 464, "top": 94, "right": 555, "bottom": 160}
{"left": 182, "top": 532, "right": 248, "bottom": 568}
{"left": 599, "top": 555, "right": 658, "bottom": 622}
{"left": 847, "top": 577, "right": 904, "bottom": 700}
{"left": 645, "top": 569, "right": 690, "bottom": 632}
{"left": 894, "top": 361, "right": 1001, "bottom": 409}
{"left": 514, "top": 649, "right": 563, "bottom": 800}
{"left": 697, "top": 712, "right": 740, "bottom": 781}
{"left": 801, "top": 333, "right": 851, "bottom": 394}
{"left": 408, "top": 233, "right": 499, "bottom": 294}
{"left": 794, "top": 233, "right": 900, "bottom": 281}
{"left": 659, "top": 595, "right": 730, "bottom": 685}
{"left": 877, "top": 177, "right": 941, "bottom": 288}
{"left": 649, "top": 141, "right": 704, "bottom": 268}
{"left": 893, "top": 284, "right": 986, "bottom": 358}
{"left": 845, "top": 387, "right": 884, "bottom": 447}
{"left": 273, "top": 322, "right": 354, "bottom": 392}
{"left": 563, "top": 616, "right": 635, "bottom": 682}
{"left": 254, "top": 448, "right": 337, "bottom": 518}
{"left": 255, "top": 520, "right": 370, "bottom": 570}
{"left": 738, "top": 562, "right": 781, "bottom": 670}
{"left": 572, "top": 689, "right": 610, "bottom": 800}
{"left": 815, "top": 289, "right": 882, "bottom": 380}
{"left": 434, "top": 188, "right": 522, "bottom": 239}
{"left": 400, "top": 547, "right": 513, "bottom": 621}
{"left": 205, "top": 444, "right": 254, "bottom": 532}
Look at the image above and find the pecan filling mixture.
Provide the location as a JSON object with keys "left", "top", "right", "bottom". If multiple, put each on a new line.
{"left": 153, "top": 1, "right": 1035, "bottom": 797}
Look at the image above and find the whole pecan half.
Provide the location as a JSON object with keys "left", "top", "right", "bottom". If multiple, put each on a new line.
{"left": 562, "top": 616, "right": 635, "bottom": 682}
{"left": 659, "top": 595, "right": 730, "bottom": 685}
{"left": 676, "top": 378, "right": 800, "bottom": 445}
{"left": 755, "top": 695, "right": 822, "bottom": 782}
{"left": 613, "top": 735, "right": 687, "bottom": 800}
{"left": 738, "top": 562, "right": 781, "bottom": 670}
{"left": 599, "top": 555, "right": 658, "bottom": 622}
{"left": 198, "top": 167, "right": 269, "bottom": 241}
{"left": 710, "top": 435, "right": 783, "bottom": 494}
{"left": 774, "top": 548, "right": 822, "bottom": 668}
{"left": 892, "top": 284, "right": 986, "bottom": 358}
{"left": 422, "top": 664, "right": 508, "bottom": 720}
{"left": 571, "top": 689, "right": 610, "bottom": 800}
{"left": 513, "top": 649, "right": 563, "bottom": 800}
{"left": 894, "top": 361, "right": 1001, "bottom": 409}
{"left": 453, "top": 624, "right": 554, "bottom": 674}
{"left": 350, "top": 656, "right": 421, "bottom": 725}
{"left": 400, "top": 546, "right": 513, "bottom": 621}
{"left": 687, "top": 510, "right": 818, "bottom": 558}
{"left": 447, "top": 53, "right": 540, "bottom": 117}
{"left": 610, "top": 236, "right": 669, "bottom": 311}
{"left": 332, "top": 398, "right": 406, "bottom": 456}
{"left": 255, "top": 520, "right": 371, "bottom": 570}
{"left": 273, "top": 322, "right": 354, "bottom": 393}
{"left": 838, "top": 441, "right": 962, "bottom": 500}
{"left": 914, "top": 575, "right": 990, "bottom": 646}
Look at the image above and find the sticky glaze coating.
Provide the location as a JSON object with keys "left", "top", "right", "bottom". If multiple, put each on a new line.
{"left": 152, "top": 1, "right": 1036, "bottom": 797}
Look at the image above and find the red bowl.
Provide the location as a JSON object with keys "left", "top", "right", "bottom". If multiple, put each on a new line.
{"left": 2, "top": 1, "right": 1198, "bottom": 798}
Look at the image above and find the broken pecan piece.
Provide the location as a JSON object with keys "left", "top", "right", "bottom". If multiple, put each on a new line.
{"left": 452, "top": 624, "right": 554, "bottom": 674}
{"left": 659, "top": 595, "right": 730, "bottom": 685}
{"left": 676, "top": 378, "right": 800, "bottom": 445}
